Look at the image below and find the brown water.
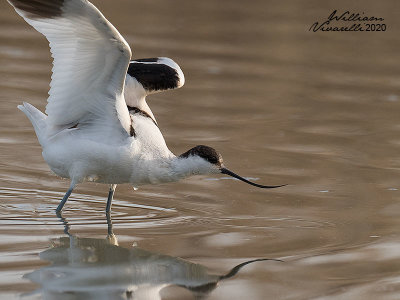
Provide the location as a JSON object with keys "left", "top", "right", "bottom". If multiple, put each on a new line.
{"left": 1, "top": 0, "right": 400, "bottom": 299}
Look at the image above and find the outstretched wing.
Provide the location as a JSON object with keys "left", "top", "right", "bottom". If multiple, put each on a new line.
{"left": 124, "top": 57, "right": 185, "bottom": 123}
{"left": 8, "top": 0, "right": 132, "bottom": 135}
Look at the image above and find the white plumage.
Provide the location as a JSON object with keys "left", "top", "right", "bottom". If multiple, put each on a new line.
{"left": 9, "top": 0, "right": 284, "bottom": 214}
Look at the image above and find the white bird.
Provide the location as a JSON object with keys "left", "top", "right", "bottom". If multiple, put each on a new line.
{"left": 8, "top": 0, "right": 285, "bottom": 215}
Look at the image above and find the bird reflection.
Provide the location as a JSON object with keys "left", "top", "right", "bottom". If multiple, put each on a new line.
{"left": 25, "top": 213, "right": 282, "bottom": 300}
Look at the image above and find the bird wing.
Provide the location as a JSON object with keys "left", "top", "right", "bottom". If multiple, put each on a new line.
{"left": 124, "top": 57, "right": 185, "bottom": 123}
{"left": 8, "top": 0, "right": 132, "bottom": 135}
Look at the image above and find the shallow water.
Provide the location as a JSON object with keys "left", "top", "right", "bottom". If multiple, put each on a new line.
{"left": 1, "top": 0, "right": 400, "bottom": 299}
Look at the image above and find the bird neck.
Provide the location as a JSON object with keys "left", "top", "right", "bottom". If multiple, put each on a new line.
{"left": 132, "top": 155, "right": 214, "bottom": 185}
{"left": 169, "top": 155, "right": 213, "bottom": 180}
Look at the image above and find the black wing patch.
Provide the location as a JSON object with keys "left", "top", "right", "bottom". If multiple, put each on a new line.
{"left": 133, "top": 58, "right": 159, "bottom": 63}
{"left": 128, "top": 106, "right": 158, "bottom": 138}
{"left": 127, "top": 57, "right": 183, "bottom": 93}
{"left": 9, "top": 0, "right": 65, "bottom": 19}
{"left": 127, "top": 106, "right": 158, "bottom": 127}
{"left": 129, "top": 123, "right": 136, "bottom": 137}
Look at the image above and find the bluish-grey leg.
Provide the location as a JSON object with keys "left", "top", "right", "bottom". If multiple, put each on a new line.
{"left": 56, "top": 211, "right": 71, "bottom": 235}
{"left": 106, "top": 210, "right": 113, "bottom": 236}
{"left": 106, "top": 211, "right": 118, "bottom": 245}
{"left": 106, "top": 184, "right": 117, "bottom": 215}
{"left": 56, "top": 181, "right": 76, "bottom": 213}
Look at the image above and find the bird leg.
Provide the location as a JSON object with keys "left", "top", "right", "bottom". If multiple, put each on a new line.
{"left": 56, "top": 181, "right": 76, "bottom": 213}
{"left": 106, "top": 211, "right": 119, "bottom": 245}
{"left": 106, "top": 184, "right": 117, "bottom": 215}
{"left": 55, "top": 210, "right": 71, "bottom": 235}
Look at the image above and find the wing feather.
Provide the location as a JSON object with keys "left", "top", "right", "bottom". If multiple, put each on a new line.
{"left": 8, "top": 0, "right": 132, "bottom": 134}
{"left": 124, "top": 57, "right": 185, "bottom": 123}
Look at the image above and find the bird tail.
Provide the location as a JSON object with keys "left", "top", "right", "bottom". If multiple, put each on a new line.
{"left": 18, "top": 102, "right": 47, "bottom": 146}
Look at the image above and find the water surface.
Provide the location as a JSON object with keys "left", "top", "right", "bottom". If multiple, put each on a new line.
{"left": 1, "top": 0, "right": 400, "bottom": 299}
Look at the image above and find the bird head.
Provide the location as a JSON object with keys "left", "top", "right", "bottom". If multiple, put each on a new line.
{"left": 179, "top": 145, "right": 285, "bottom": 189}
